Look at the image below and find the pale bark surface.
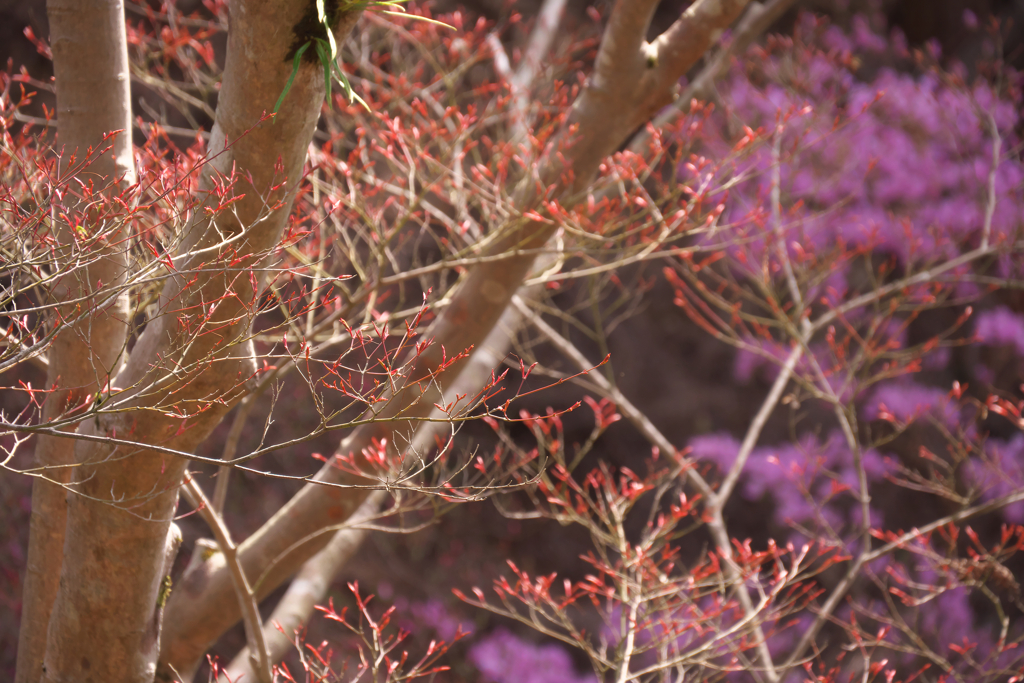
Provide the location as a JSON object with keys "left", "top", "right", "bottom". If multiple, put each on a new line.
{"left": 15, "top": 0, "right": 134, "bottom": 680}
{"left": 159, "top": 0, "right": 752, "bottom": 675}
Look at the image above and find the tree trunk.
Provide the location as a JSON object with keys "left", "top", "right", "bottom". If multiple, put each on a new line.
{"left": 15, "top": 0, "right": 134, "bottom": 680}
{"left": 37, "top": 2, "right": 362, "bottom": 681}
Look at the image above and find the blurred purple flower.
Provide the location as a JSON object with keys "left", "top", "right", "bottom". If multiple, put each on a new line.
{"left": 689, "top": 433, "right": 740, "bottom": 470}
{"left": 974, "top": 306, "right": 1024, "bottom": 357}
{"left": 468, "top": 629, "right": 598, "bottom": 683}
{"left": 863, "top": 380, "right": 959, "bottom": 428}
{"left": 921, "top": 586, "right": 993, "bottom": 656}
{"left": 409, "top": 599, "right": 471, "bottom": 642}
{"left": 692, "top": 19, "right": 1024, "bottom": 297}
{"left": 389, "top": 596, "right": 472, "bottom": 642}
{"left": 691, "top": 429, "right": 891, "bottom": 545}
{"left": 964, "top": 433, "right": 1024, "bottom": 522}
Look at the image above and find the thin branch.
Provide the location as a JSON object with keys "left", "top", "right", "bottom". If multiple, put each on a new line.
{"left": 981, "top": 113, "right": 1000, "bottom": 250}
{"left": 488, "top": 0, "right": 567, "bottom": 144}
{"left": 717, "top": 342, "right": 802, "bottom": 504}
{"left": 212, "top": 394, "right": 258, "bottom": 513}
{"left": 13, "top": 110, "right": 211, "bottom": 140}
{"left": 770, "top": 123, "right": 804, "bottom": 316}
{"left": 772, "top": 121, "right": 1013, "bottom": 673}
{"left": 182, "top": 474, "right": 273, "bottom": 683}
{"left": 645, "top": 0, "right": 800, "bottom": 137}
{"left": 782, "top": 487, "right": 1024, "bottom": 674}
{"left": 224, "top": 300, "right": 531, "bottom": 679}
{"left": 865, "top": 489, "right": 1024, "bottom": 563}
{"left": 222, "top": 491, "right": 388, "bottom": 683}
{"left": 486, "top": 35, "right": 526, "bottom": 142}
{"left": 513, "top": 0, "right": 568, "bottom": 91}
{"left": 512, "top": 295, "right": 782, "bottom": 682}
{"left": 811, "top": 243, "right": 1009, "bottom": 333}
{"left": 0, "top": 327, "right": 48, "bottom": 371}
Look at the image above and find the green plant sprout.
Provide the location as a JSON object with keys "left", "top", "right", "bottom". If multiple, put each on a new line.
{"left": 273, "top": 0, "right": 453, "bottom": 117}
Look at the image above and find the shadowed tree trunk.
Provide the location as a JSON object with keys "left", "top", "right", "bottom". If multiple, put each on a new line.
{"left": 22, "top": 2, "right": 363, "bottom": 681}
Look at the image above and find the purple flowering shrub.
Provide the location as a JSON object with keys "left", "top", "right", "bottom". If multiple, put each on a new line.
{"left": 663, "top": 10, "right": 1024, "bottom": 682}
{"left": 461, "top": 10, "right": 1024, "bottom": 683}
{"left": 700, "top": 14, "right": 1022, "bottom": 275}
{"left": 965, "top": 432, "right": 1024, "bottom": 524}
{"left": 469, "top": 629, "right": 598, "bottom": 683}
{"left": 975, "top": 307, "right": 1024, "bottom": 356}
{"left": 690, "top": 430, "right": 889, "bottom": 543}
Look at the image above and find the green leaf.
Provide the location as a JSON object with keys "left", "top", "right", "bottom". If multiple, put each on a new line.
{"left": 332, "top": 60, "right": 353, "bottom": 102}
{"left": 315, "top": 40, "right": 332, "bottom": 104}
{"left": 274, "top": 0, "right": 409, "bottom": 120}
{"left": 273, "top": 41, "right": 311, "bottom": 118}
{"left": 350, "top": 89, "right": 372, "bottom": 112}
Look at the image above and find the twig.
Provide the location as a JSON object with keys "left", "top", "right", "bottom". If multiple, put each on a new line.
{"left": 513, "top": 295, "right": 782, "bottom": 682}
{"left": 13, "top": 110, "right": 211, "bottom": 140}
{"left": 487, "top": 0, "right": 567, "bottom": 144}
{"left": 782, "top": 487, "right": 1024, "bottom": 673}
{"left": 764, "top": 101, "right": 1011, "bottom": 672}
{"left": 223, "top": 302, "right": 530, "bottom": 679}
{"left": 486, "top": 35, "right": 527, "bottom": 142}
{"left": 636, "top": 0, "right": 801, "bottom": 152}
{"left": 812, "top": 243, "right": 1010, "bottom": 334}
{"left": 513, "top": 0, "right": 568, "bottom": 93}
{"left": 182, "top": 473, "right": 273, "bottom": 683}
{"left": 717, "top": 342, "right": 803, "bottom": 506}
{"left": 223, "top": 491, "right": 388, "bottom": 682}
{"left": 865, "top": 488, "right": 1024, "bottom": 563}
{"left": 0, "top": 327, "right": 48, "bottom": 371}
{"left": 981, "top": 113, "right": 1000, "bottom": 250}
{"left": 770, "top": 122, "right": 804, "bottom": 315}
{"left": 212, "top": 394, "right": 258, "bottom": 513}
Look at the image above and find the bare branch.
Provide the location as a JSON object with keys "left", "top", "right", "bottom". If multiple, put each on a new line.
{"left": 183, "top": 474, "right": 272, "bottom": 683}
{"left": 212, "top": 395, "right": 258, "bottom": 513}
{"left": 0, "top": 327, "right": 48, "bottom": 372}
{"left": 646, "top": 0, "right": 801, "bottom": 136}
{"left": 222, "top": 491, "right": 387, "bottom": 683}
{"left": 220, "top": 301, "right": 531, "bottom": 680}
{"left": 511, "top": 296, "right": 783, "bottom": 681}
{"left": 512, "top": 0, "right": 569, "bottom": 91}
{"left": 981, "top": 113, "right": 1001, "bottom": 250}
{"left": 159, "top": 3, "right": 757, "bottom": 669}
